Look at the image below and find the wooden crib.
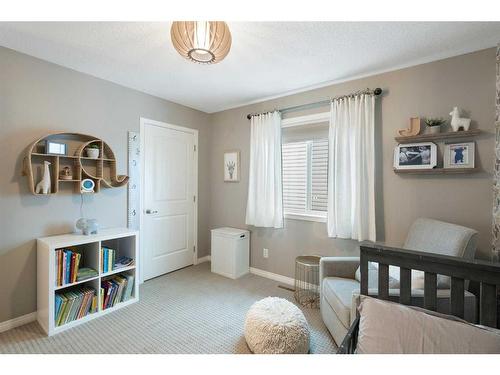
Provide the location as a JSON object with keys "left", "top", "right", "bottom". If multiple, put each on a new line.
{"left": 337, "top": 244, "right": 500, "bottom": 354}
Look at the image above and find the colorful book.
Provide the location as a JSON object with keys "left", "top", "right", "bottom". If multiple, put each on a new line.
{"left": 56, "top": 294, "right": 68, "bottom": 326}
{"left": 55, "top": 287, "right": 96, "bottom": 326}
{"left": 103, "top": 248, "right": 108, "bottom": 273}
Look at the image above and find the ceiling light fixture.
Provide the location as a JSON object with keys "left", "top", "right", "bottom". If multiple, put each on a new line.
{"left": 171, "top": 21, "right": 232, "bottom": 64}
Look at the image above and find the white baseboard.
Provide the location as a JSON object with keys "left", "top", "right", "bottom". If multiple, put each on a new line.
{"left": 197, "top": 255, "right": 211, "bottom": 264}
{"left": 250, "top": 267, "right": 295, "bottom": 286}
{"left": 0, "top": 312, "right": 37, "bottom": 333}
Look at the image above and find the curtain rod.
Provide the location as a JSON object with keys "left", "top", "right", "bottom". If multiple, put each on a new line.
{"left": 246, "top": 87, "right": 382, "bottom": 120}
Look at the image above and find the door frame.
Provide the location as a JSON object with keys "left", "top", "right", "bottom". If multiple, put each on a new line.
{"left": 139, "top": 117, "right": 199, "bottom": 283}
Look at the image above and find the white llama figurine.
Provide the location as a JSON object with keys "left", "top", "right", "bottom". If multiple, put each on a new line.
{"left": 449, "top": 107, "right": 471, "bottom": 132}
{"left": 35, "top": 161, "right": 51, "bottom": 194}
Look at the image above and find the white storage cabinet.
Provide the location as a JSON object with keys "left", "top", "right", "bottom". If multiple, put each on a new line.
{"left": 211, "top": 227, "right": 250, "bottom": 279}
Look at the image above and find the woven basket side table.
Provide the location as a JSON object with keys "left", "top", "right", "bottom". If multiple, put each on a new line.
{"left": 294, "top": 255, "right": 321, "bottom": 309}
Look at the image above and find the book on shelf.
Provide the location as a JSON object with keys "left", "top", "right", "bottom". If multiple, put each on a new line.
{"left": 76, "top": 267, "right": 98, "bottom": 282}
{"left": 55, "top": 248, "right": 83, "bottom": 286}
{"left": 101, "top": 273, "right": 134, "bottom": 310}
{"left": 101, "top": 247, "right": 117, "bottom": 273}
{"left": 114, "top": 256, "right": 134, "bottom": 270}
{"left": 55, "top": 286, "right": 96, "bottom": 327}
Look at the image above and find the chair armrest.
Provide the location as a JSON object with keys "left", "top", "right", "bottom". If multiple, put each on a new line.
{"left": 320, "top": 257, "right": 360, "bottom": 280}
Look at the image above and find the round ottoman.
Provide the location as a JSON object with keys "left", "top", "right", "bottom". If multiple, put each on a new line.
{"left": 244, "top": 297, "right": 310, "bottom": 354}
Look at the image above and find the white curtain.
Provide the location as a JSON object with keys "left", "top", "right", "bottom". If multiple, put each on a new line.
{"left": 245, "top": 111, "right": 284, "bottom": 228}
{"left": 327, "top": 94, "right": 376, "bottom": 241}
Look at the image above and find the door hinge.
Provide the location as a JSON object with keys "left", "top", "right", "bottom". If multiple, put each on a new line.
{"left": 193, "top": 246, "right": 196, "bottom": 253}
{"left": 194, "top": 145, "right": 196, "bottom": 152}
{"left": 193, "top": 195, "right": 196, "bottom": 202}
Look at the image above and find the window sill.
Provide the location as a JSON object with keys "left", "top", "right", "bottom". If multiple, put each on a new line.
{"left": 285, "top": 212, "right": 327, "bottom": 223}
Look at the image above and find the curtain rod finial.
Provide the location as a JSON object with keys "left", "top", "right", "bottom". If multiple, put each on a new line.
{"left": 247, "top": 114, "right": 252, "bottom": 120}
{"left": 374, "top": 88, "right": 382, "bottom": 96}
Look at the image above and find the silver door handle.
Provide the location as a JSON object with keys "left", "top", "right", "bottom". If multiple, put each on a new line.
{"left": 145, "top": 209, "right": 158, "bottom": 214}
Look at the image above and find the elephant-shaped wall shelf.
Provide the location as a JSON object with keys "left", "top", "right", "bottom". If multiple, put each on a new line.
{"left": 22, "top": 132, "right": 129, "bottom": 195}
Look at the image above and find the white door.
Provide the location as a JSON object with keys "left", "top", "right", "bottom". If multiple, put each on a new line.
{"left": 142, "top": 120, "right": 197, "bottom": 281}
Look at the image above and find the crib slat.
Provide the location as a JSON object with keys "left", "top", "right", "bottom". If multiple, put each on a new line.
{"left": 480, "top": 283, "right": 497, "bottom": 328}
{"left": 378, "top": 263, "right": 389, "bottom": 300}
{"left": 450, "top": 277, "right": 464, "bottom": 319}
{"left": 400, "top": 267, "right": 411, "bottom": 305}
{"left": 424, "top": 272, "right": 437, "bottom": 311}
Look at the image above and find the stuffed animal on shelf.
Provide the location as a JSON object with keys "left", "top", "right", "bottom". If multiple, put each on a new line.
{"left": 449, "top": 107, "right": 471, "bottom": 132}
{"left": 76, "top": 218, "right": 99, "bottom": 235}
{"left": 35, "top": 161, "right": 51, "bottom": 194}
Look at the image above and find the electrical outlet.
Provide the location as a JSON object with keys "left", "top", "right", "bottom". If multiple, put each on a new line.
{"left": 263, "top": 248, "right": 269, "bottom": 258}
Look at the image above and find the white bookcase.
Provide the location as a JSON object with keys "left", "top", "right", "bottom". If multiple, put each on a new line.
{"left": 37, "top": 228, "right": 139, "bottom": 336}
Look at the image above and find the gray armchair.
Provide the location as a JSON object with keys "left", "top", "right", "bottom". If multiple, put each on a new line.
{"left": 320, "top": 218, "right": 479, "bottom": 346}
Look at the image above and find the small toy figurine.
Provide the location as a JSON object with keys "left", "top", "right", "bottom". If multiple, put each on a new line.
{"left": 76, "top": 218, "right": 99, "bottom": 235}
{"left": 35, "top": 161, "right": 51, "bottom": 194}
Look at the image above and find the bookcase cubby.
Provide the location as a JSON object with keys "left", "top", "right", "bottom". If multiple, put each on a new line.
{"left": 37, "top": 228, "right": 139, "bottom": 336}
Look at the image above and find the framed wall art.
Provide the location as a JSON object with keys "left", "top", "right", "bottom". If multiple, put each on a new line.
{"left": 394, "top": 142, "right": 437, "bottom": 170}
{"left": 224, "top": 150, "right": 240, "bottom": 182}
{"left": 444, "top": 142, "right": 475, "bottom": 169}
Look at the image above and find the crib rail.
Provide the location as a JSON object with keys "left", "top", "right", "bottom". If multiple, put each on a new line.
{"left": 360, "top": 244, "right": 500, "bottom": 327}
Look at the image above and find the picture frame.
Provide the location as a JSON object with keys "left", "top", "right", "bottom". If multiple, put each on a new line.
{"left": 224, "top": 150, "right": 240, "bottom": 182}
{"left": 393, "top": 142, "right": 437, "bottom": 170}
{"left": 45, "top": 140, "right": 67, "bottom": 156}
{"left": 444, "top": 142, "right": 475, "bottom": 169}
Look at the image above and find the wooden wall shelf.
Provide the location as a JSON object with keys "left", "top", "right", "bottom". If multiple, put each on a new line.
{"left": 23, "top": 132, "right": 129, "bottom": 195}
{"left": 394, "top": 167, "right": 478, "bottom": 175}
{"left": 395, "top": 129, "right": 481, "bottom": 143}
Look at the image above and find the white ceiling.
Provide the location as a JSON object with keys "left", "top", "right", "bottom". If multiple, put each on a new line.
{"left": 0, "top": 22, "right": 499, "bottom": 113}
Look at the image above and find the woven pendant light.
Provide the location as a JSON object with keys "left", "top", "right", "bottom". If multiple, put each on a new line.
{"left": 171, "top": 21, "right": 232, "bottom": 64}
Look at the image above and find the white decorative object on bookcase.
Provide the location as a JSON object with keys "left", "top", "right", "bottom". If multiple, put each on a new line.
{"left": 37, "top": 228, "right": 139, "bottom": 336}
{"left": 35, "top": 161, "right": 51, "bottom": 194}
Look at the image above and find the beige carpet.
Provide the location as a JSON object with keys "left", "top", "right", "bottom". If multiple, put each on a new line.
{"left": 0, "top": 262, "right": 336, "bottom": 354}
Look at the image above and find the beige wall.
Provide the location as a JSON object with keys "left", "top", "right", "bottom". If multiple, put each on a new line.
{"left": 0, "top": 47, "right": 211, "bottom": 322}
{"left": 209, "top": 48, "right": 496, "bottom": 279}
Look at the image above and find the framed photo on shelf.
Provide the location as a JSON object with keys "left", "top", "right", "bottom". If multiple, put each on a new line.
{"left": 224, "top": 150, "right": 240, "bottom": 182}
{"left": 444, "top": 142, "right": 475, "bottom": 169}
{"left": 394, "top": 142, "right": 437, "bottom": 170}
{"left": 45, "top": 140, "right": 67, "bottom": 155}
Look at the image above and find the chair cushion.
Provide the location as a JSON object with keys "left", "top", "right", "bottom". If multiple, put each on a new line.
{"left": 403, "top": 218, "right": 478, "bottom": 289}
{"left": 403, "top": 218, "right": 477, "bottom": 258}
{"left": 354, "top": 263, "right": 400, "bottom": 289}
{"left": 322, "top": 277, "right": 360, "bottom": 328}
{"left": 354, "top": 219, "right": 478, "bottom": 290}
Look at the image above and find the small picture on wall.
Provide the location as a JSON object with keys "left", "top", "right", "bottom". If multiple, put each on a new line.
{"left": 224, "top": 150, "right": 240, "bottom": 182}
{"left": 394, "top": 142, "right": 437, "bottom": 169}
{"left": 444, "top": 142, "right": 475, "bottom": 169}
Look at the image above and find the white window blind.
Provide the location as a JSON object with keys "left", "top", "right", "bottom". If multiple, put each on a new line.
{"left": 311, "top": 139, "right": 328, "bottom": 212}
{"left": 282, "top": 139, "right": 328, "bottom": 217}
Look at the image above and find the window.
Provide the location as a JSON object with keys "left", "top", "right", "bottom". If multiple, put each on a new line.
{"left": 282, "top": 138, "right": 328, "bottom": 222}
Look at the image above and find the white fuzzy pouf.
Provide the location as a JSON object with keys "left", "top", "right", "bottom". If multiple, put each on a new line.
{"left": 244, "top": 297, "right": 310, "bottom": 354}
